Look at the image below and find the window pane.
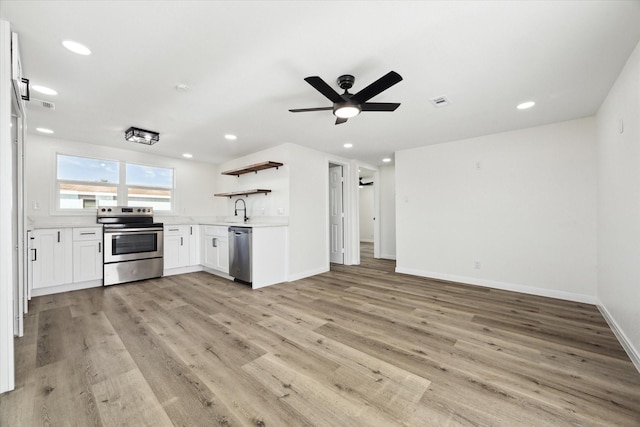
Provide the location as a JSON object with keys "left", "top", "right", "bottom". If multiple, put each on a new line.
{"left": 59, "top": 183, "right": 117, "bottom": 209}
{"left": 57, "top": 154, "right": 119, "bottom": 183}
{"left": 126, "top": 163, "right": 173, "bottom": 188}
{"left": 127, "top": 187, "right": 171, "bottom": 211}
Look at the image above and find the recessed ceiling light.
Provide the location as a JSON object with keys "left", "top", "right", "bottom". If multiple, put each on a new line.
{"left": 62, "top": 40, "right": 91, "bottom": 56}
{"left": 343, "top": 143, "right": 353, "bottom": 148}
{"left": 36, "top": 127, "right": 54, "bottom": 134}
{"left": 224, "top": 134, "right": 237, "bottom": 140}
{"left": 182, "top": 153, "right": 193, "bottom": 158}
{"left": 517, "top": 101, "right": 535, "bottom": 110}
{"left": 382, "top": 158, "right": 392, "bottom": 163}
{"left": 32, "top": 85, "right": 58, "bottom": 96}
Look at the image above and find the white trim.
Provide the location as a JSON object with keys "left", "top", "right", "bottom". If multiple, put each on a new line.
{"left": 380, "top": 253, "right": 397, "bottom": 260}
{"left": 394, "top": 266, "right": 597, "bottom": 304}
{"left": 287, "top": 266, "right": 329, "bottom": 282}
{"left": 163, "top": 265, "right": 203, "bottom": 276}
{"left": 597, "top": 303, "right": 640, "bottom": 374}
{"left": 31, "top": 280, "right": 102, "bottom": 297}
{"left": 201, "top": 266, "right": 234, "bottom": 281}
{"left": 0, "top": 19, "right": 16, "bottom": 394}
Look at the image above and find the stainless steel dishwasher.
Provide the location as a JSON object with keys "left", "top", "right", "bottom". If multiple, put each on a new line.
{"left": 229, "top": 226, "right": 252, "bottom": 284}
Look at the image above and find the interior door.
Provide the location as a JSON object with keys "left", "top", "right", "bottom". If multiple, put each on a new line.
{"left": 329, "top": 165, "right": 344, "bottom": 264}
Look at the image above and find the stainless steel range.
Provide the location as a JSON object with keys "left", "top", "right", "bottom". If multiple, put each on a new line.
{"left": 97, "top": 206, "right": 164, "bottom": 286}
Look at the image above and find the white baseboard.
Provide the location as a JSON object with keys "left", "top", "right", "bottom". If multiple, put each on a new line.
{"left": 394, "top": 267, "right": 597, "bottom": 304}
{"left": 379, "top": 253, "right": 397, "bottom": 260}
{"left": 32, "top": 280, "right": 102, "bottom": 297}
{"left": 360, "top": 239, "right": 374, "bottom": 243}
{"left": 597, "top": 303, "right": 640, "bottom": 374}
{"left": 287, "top": 266, "right": 329, "bottom": 282}
{"left": 201, "top": 266, "right": 234, "bottom": 282}
{"left": 163, "top": 265, "right": 203, "bottom": 277}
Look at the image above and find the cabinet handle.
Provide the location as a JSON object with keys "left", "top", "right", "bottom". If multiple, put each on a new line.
{"left": 190, "top": 226, "right": 193, "bottom": 235}
{"left": 212, "top": 238, "right": 217, "bottom": 247}
{"left": 31, "top": 248, "right": 37, "bottom": 262}
{"left": 180, "top": 237, "right": 183, "bottom": 246}
{"left": 57, "top": 231, "right": 60, "bottom": 242}
{"left": 98, "top": 242, "right": 101, "bottom": 253}
{"left": 80, "top": 232, "right": 96, "bottom": 236}
{"left": 169, "top": 228, "right": 179, "bottom": 232}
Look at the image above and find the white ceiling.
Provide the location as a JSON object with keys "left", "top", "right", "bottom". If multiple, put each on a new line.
{"left": 2, "top": 1, "right": 640, "bottom": 166}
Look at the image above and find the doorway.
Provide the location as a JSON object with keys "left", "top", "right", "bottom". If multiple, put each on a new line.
{"left": 329, "top": 163, "right": 344, "bottom": 264}
{"left": 358, "top": 167, "right": 377, "bottom": 261}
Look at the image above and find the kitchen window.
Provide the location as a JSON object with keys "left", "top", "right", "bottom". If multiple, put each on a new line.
{"left": 56, "top": 154, "right": 174, "bottom": 212}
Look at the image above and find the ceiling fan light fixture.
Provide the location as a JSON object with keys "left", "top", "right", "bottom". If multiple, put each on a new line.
{"left": 334, "top": 104, "right": 361, "bottom": 119}
{"left": 125, "top": 127, "right": 159, "bottom": 145}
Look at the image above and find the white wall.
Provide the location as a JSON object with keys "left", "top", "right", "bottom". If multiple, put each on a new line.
{"left": 25, "top": 135, "right": 218, "bottom": 219}
{"left": 359, "top": 185, "right": 374, "bottom": 242}
{"left": 396, "top": 117, "right": 597, "bottom": 302}
{"left": 214, "top": 145, "right": 289, "bottom": 220}
{"left": 379, "top": 164, "right": 396, "bottom": 259}
{"left": 596, "top": 40, "right": 640, "bottom": 367}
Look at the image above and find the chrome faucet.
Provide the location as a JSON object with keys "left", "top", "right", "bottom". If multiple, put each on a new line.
{"left": 234, "top": 198, "right": 249, "bottom": 223}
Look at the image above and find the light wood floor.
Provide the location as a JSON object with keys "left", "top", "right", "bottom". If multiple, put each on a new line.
{"left": 2, "top": 243, "right": 640, "bottom": 426}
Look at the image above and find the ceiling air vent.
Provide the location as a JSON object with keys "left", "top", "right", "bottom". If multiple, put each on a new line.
{"left": 31, "top": 98, "right": 56, "bottom": 110}
{"left": 429, "top": 95, "right": 450, "bottom": 108}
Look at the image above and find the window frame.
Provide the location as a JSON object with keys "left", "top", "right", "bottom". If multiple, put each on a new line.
{"left": 54, "top": 153, "right": 176, "bottom": 215}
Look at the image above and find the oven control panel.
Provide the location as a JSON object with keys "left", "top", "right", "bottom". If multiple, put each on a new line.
{"left": 97, "top": 206, "right": 154, "bottom": 217}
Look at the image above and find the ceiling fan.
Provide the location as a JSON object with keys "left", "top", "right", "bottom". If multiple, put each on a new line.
{"left": 359, "top": 177, "right": 374, "bottom": 186}
{"left": 289, "top": 71, "right": 403, "bottom": 125}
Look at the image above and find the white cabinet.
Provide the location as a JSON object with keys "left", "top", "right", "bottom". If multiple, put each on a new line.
{"left": 202, "top": 226, "right": 229, "bottom": 274}
{"left": 29, "top": 228, "right": 73, "bottom": 290}
{"left": 163, "top": 224, "right": 201, "bottom": 274}
{"left": 72, "top": 227, "right": 103, "bottom": 283}
{"left": 164, "top": 225, "right": 190, "bottom": 269}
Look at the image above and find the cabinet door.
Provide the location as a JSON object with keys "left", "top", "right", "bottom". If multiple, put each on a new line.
{"left": 73, "top": 240, "right": 103, "bottom": 282}
{"left": 31, "top": 229, "right": 72, "bottom": 289}
{"left": 164, "top": 233, "right": 189, "bottom": 269}
{"left": 188, "top": 225, "right": 200, "bottom": 266}
{"left": 202, "top": 234, "right": 218, "bottom": 269}
{"left": 215, "top": 238, "right": 229, "bottom": 273}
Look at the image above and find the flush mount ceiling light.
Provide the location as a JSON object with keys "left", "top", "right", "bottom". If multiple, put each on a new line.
{"left": 182, "top": 153, "right": 193, "bottom": 158}
{"left": 125, "top": 127, "right": 159, "bottom": 145}
{"left": 32, "top": 85, "right": 58, "bottom": 96}
{"left": 382, "top": 158, "right": 392, "bottom": 163}
{"left": 224, "top": 134, "right": 237, "bottom": 140}
{"left": 343, "top": 143, "right": 353, "bottom": 148}
{"left": 62, "top": 40, "right": 91, "bottom": 55}
{"left": 36, "top": 127, "right": 54, "bottom": 134}
{"left": 517, "top": 101, "right": 536, "bottom": 110}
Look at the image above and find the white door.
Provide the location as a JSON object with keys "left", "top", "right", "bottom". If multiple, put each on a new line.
{"left": 329, "top": 165, "right": 344, "bottom": 264}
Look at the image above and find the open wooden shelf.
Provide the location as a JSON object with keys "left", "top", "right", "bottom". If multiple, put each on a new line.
{"left": 214, "top": 189, "right": 272, "bottom": 198}
{"left": 221, "top": 161, "right": 283, "bottom": 177}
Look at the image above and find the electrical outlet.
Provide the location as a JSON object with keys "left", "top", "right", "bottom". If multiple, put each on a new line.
{"left": 277, "top": 208, "right": 284, "bottom": 215}
{"left": 474, "top": 261, "right": 481, "bottom": 269}
{"left": 33, "top": 202, "right": 40, "bottom": 210}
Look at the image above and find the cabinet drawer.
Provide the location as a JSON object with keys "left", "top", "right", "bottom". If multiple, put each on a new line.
{"left": 73, "top": 227, "right": 102, "bottom": 241}
{"left": 164, "top": 225, "right": 188, "bottom": 235}
{"left": 204, "top": 226, "right": 228, "bottom": 237}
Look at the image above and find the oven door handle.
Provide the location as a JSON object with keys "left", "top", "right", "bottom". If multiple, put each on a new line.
{"left": 103, "top": 227, "right": 164, "bottom": 234}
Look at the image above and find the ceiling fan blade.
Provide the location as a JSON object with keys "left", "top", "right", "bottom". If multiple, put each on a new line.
{"left": 304, "top": 76, "right": 344, "bottom": 103}
{"left": 361, "top": 102, "right": 401, "bottom": 112}
{"left": 289, "top": 107, "right": 333, "bottom": 113}
{"left": 335, "top": 117, "right": 348, "bottom": 125}
{"left": 351, "top": 71, "right": 403, "bottom": 104}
